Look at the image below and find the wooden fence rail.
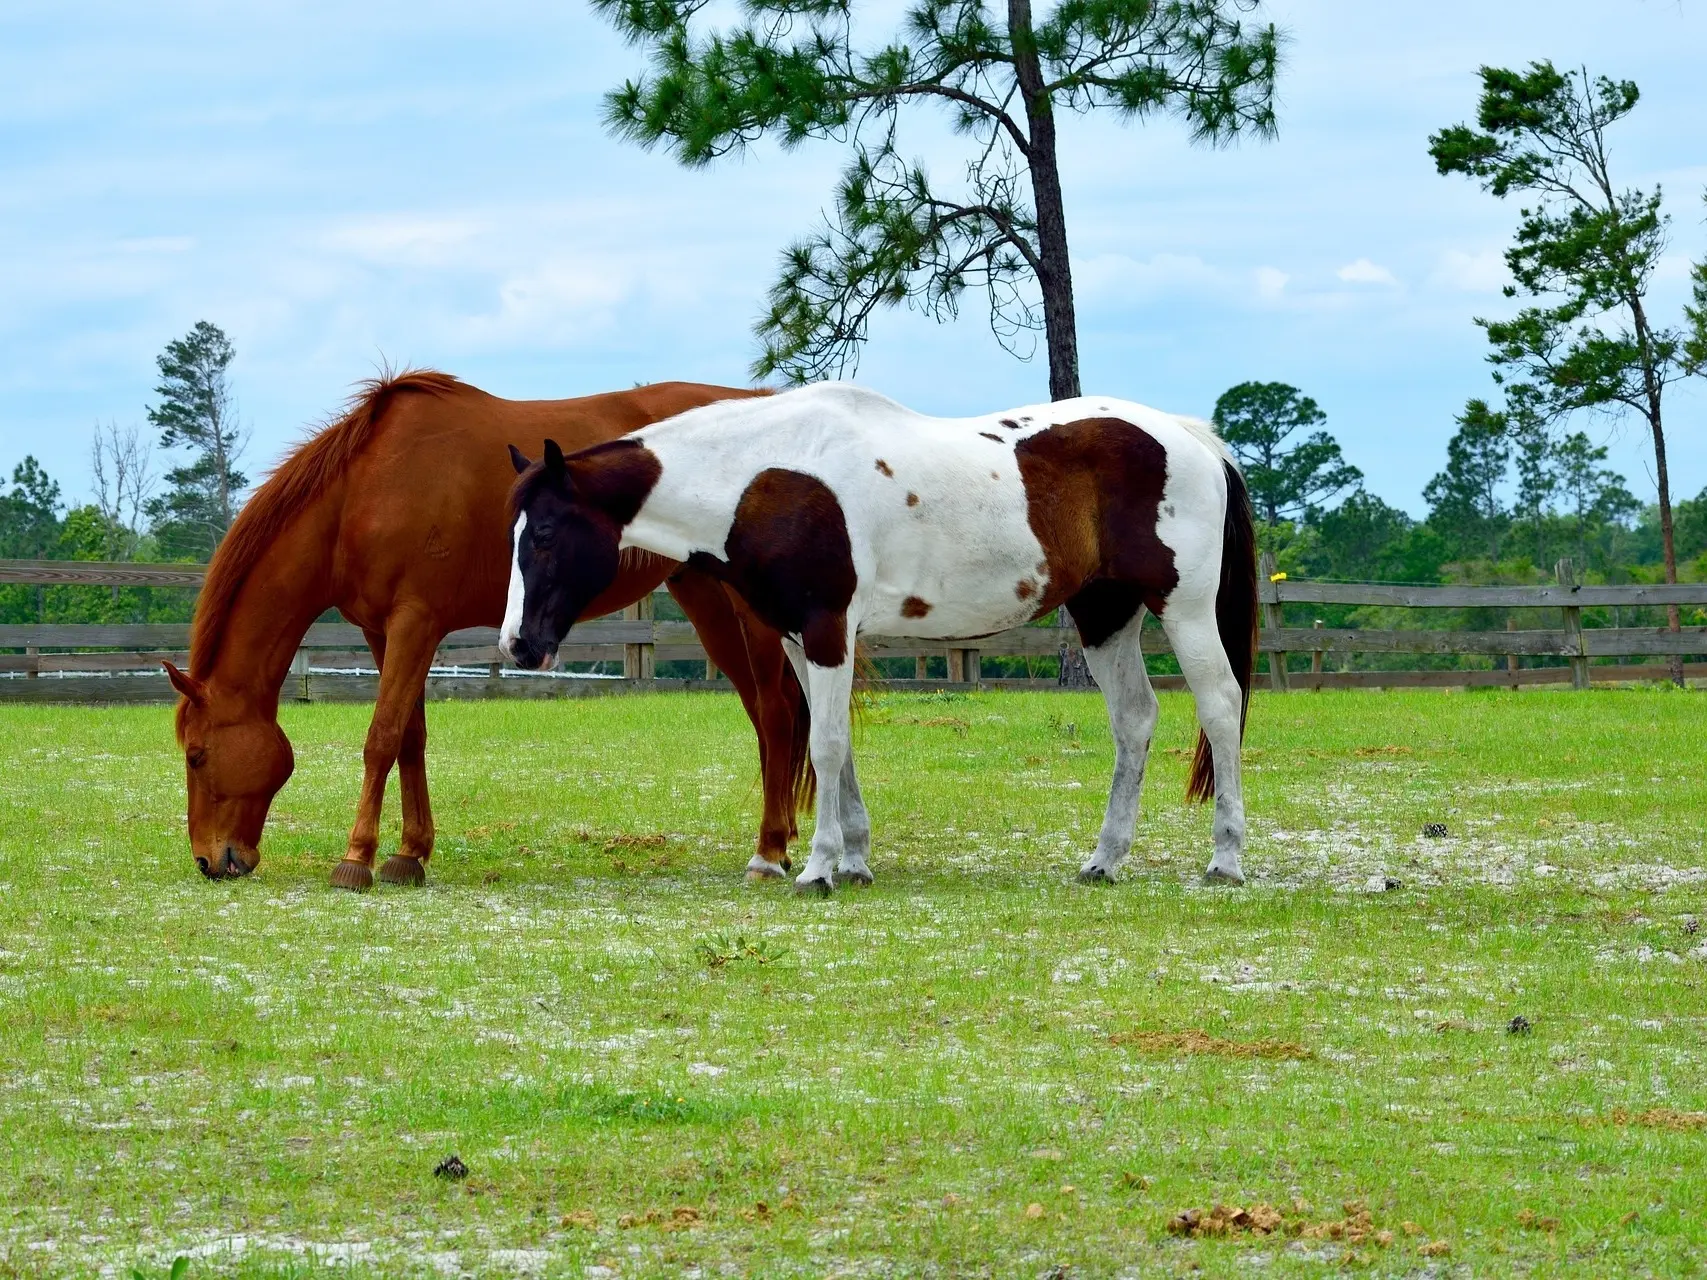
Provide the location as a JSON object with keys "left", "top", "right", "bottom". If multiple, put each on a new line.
{"left": 4, "top": 557, "right": 1706, "bottom": 701}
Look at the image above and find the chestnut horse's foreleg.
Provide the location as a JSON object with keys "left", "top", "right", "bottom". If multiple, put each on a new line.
{"left": 667, "top": 572, "right": 800, "bottom": 879}
{"left": 354, "top": 631, "right": 435, "bottom": 886}
{"left": 330, "top": 613, "right": 440, "bottom": 891}
{"left": 381, "top": 693, "right": 434, "bottom": 886}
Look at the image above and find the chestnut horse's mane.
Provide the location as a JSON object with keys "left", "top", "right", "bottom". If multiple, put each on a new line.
{"left": 188, "top": 368, "right": 465, "bottom": 680}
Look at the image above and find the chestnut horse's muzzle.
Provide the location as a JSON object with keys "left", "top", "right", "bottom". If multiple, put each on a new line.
{"left": 196, "top": 843, "right": 259, "bottom": 881}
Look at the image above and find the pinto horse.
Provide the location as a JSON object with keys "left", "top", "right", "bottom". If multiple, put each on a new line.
{"left": 164, "top": 370, "right": 810, "bottom": 889}
{"left": 501, "top": 382, "right": 1258, "bottom": 893}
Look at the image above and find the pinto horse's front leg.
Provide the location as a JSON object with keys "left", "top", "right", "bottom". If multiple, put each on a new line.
{"left": 791, "top": 646, "right": 857, "bottom": 896}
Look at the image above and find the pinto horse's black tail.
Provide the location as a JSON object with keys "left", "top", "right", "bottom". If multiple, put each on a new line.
{"left": 1186, "top": 460, "right": 1259, "bottom": 804}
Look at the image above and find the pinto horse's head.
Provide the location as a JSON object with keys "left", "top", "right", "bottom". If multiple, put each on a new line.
{"left": 499, "top": 439, "right": 628, "bottom": 671}
{"left": 164, "top": 662, "right": 296, "bottom": 880}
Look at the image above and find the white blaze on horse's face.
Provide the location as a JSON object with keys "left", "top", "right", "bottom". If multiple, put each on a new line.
{"left": 499, "top": 511, "right": 528, "bottom": 663}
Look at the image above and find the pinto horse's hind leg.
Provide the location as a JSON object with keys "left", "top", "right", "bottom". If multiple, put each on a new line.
{"left": 331, "top": 612, "right": 440, "bottom": 891}
{"left": 1162, "top": 604, "right": 1248, "bottom": 885}
{"left": 1076, "top": 611, "right": 1161, "bottom": 884}
{"left": 789, "top": 643, "right": 857, "bottom": 896}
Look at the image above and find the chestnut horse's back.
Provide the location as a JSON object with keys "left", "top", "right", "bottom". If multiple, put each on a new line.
{"left": 330, "top": 375, "right": 765, "bottom": 635}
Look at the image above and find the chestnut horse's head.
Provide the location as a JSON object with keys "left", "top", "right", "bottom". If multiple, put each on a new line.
{"left": 499, "top": 438, "right": 633, "bottom": 670}
{"left": 164, "top": 662, "right": 295, "bottom": 879}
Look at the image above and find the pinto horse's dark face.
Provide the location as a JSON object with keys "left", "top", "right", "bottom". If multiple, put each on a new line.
{"left": 500, "top": 440, "right": 623, "bottom": 671}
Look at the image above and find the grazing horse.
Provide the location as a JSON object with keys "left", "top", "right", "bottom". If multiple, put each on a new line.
{"left": 501, "top": 382, "right": 1258, "bottom": 893}
{"left": 164, "top": 371, "right": 811, "bottom": 889}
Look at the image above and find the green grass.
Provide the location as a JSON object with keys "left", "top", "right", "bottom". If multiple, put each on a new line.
{"left": 2, "top": 688, "right": 1705, "bottom": 1278}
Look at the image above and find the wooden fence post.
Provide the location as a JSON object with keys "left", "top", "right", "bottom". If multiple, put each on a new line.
{"left": 1057, "top": 606, "right": 1094, "bottom": 687}
{"left": 1556, "top": 558, "right": 1590, "bottom": 691}
{"left": 623, "top": 594, "right": 655, "bottom": 680}
{"left": 705, "top": 656, "right": 719, "bottom": 681}
{"left": 915, "top": 656, "right": 928, "bottom": 680}
{"left": 1505, "top": 617, "right": 1518, "bottom": 690}
{"left": 1260, "top": 552, "right": 1290, "bottom": 692}
{"left": 291, "top": 649, "right": 311, "bottom": 701}
{"left": 948, "top": 648, "right": 981, "bottom": 683}
{"left": 1310, "top": 620, "right": 1324, "bottom": 687}
{"left": 24, "top": 645, "right": 38, "bottom": 679}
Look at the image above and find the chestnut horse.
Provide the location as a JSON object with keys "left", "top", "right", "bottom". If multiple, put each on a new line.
{"left": 164, "top": 370, "right": 808, "bottom": 889}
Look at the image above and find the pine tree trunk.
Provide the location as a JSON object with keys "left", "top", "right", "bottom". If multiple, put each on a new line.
{"left": 1629, "top": 297, "right": 1682, "bottom": 686}
{"left": 212, "top": 402, "right": 232, "bottom": 543}
{"left": 1009, "top": 0, "right": 1079, "bottom": 402}
{"left": 1649, "top": 405, "right": 1684, "bottom": 686}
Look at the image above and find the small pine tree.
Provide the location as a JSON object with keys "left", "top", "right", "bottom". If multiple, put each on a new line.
{"left": 1211, "top": 381, "right": 1361, "bottom": 527}
{"left": 146, "top": 321, "right": 247, "bottom": 559}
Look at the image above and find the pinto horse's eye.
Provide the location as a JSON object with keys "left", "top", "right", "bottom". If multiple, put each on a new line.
{"left": 531, "top": 524, "right": 554, "bottom": 547}
{"left": 187, "top": 748, "right": 207, "bottom": 769}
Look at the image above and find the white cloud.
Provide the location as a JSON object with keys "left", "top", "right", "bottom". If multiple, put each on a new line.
{"left": 322, "top": 217, "right": 482, "bottom": 267}
{"left": 1336, "top": 257, "right": 1399, "bottom": 287}
{"left": 1254, "top": 266, "right": 1290, "bottom": 301}
{"left": 1431, "top": 249, "right": 1507, "bottom": 294}
{"left": 1076, "top": 252, "right": 1227, "bottom": 303}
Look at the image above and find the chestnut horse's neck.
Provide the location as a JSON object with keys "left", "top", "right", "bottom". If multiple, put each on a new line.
{"left": 197, "top": 494, "right": 342, "bottom": 719}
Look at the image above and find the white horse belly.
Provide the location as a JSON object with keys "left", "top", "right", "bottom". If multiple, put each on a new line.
{"left": 858, "top": 455, "right": 1046, "bottom": 639}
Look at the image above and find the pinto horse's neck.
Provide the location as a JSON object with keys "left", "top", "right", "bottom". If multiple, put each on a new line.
{"left": 197, "top": 500, "right": 341, "bottom": 719}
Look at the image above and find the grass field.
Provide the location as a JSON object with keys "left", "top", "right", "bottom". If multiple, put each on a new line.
{"left": 2, "top": 688, "right": 1705, "bottom": 1278}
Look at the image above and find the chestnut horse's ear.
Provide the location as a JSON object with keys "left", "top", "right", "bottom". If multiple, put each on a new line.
{"left": 162, "top": 660, "right": 206, "bottom": 707}
{"left": 508, "top": 444, "right": 532, "bottom": 475}
{"left": 543, "top": 438, "right": 566, "bottom": 475}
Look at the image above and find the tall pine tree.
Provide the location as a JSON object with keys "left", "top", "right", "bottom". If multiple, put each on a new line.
{"left": 597, "top": 0, "right": 1281, "bottom": 398}
{"left": 145, "top": 321, "right": 247, "bottom": 559}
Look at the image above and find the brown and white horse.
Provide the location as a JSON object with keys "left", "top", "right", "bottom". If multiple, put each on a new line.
{"left": 164, "top": 371, "right": 812, "bottom": 889}
{"left": 502, "top": 382, "right": 1258, "bottom": 893}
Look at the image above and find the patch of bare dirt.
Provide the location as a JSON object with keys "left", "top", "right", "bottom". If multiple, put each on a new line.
{"left": 1110, "top": 1029, "right": 1312, "bottom": 1060}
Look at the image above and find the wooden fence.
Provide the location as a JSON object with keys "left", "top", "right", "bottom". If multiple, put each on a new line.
{"left": 2, "top": 556, "right": 1705, "bottom": 702}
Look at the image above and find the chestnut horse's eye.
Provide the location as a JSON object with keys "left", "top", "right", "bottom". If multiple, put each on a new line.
{"left": 187, "top": 748, "right": 207, "bottom": 769}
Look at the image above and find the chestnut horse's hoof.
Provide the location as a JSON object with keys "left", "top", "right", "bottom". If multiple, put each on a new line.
{"left": 330, "top": 860, "right": 374, "bottom": 892}
{"left": 379, "top": 855, "right": 427, "bottom": 887}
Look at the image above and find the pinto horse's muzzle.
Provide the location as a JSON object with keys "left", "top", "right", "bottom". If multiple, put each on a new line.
{"left": 502, "top": 632, "right": 559, "bottom": 672}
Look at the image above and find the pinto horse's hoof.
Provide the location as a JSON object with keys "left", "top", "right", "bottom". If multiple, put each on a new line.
{"left": 330, "top": 860, "right": 374, "bottom": 892}
{"left": 1202, "top": 865, "right": 1246, "bottom": 887}
{"left": 793, "top": 875, "right": 833, "bottom": 898}
{"left": 1077, "top": 865, "right": 1117, "bottom": 885}
{"left": 378, "top": 855, "right": 427, "bottom": 887}
{"left": 838, "top": 868, "right": 874, "bottom": 888}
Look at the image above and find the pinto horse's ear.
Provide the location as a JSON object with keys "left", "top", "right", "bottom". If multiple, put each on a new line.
{"left": 162, "top": 660, "right": 206, "bottom": 707}
{"left": 543, "top": 438, "right": 566, "bottom": 476}
{"left": 508, "top": 444, "right": 532, "bottom": 475}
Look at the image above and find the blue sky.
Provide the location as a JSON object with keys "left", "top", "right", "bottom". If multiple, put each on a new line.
{"left": 2, "top": 0, "right": 1704, "bottom": 518}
